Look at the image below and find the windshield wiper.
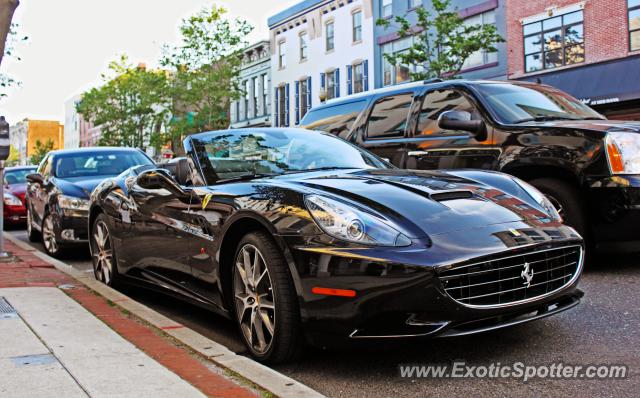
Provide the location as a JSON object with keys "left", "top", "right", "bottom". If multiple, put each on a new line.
{"left": 214, "top": 173, "right": 277, "bottom": 184}
{"left": 284, "top": 166, "right": 358, "bottom": 174}
{"left": 514, "top": 116, "right": 580, "bottom": 123}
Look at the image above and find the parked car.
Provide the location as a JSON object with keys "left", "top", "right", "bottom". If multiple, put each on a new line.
{"left": 3, "top": 166, "right": 37, "bottom": 226}
{"left": 300, "top": 80, "right": 640, "bottom": 252}
{"left": 89, "top": 128, "right": 584, "bottom": 364}
{"left": 25, "top": 147, "right": 154, "bottom": 256}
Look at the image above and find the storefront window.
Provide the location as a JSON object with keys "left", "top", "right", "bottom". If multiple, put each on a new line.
{"left": 630, "top": 0, "right": 640, "bottom": 51}
{"left": 382, "top": 37, "right": 415, "bottom": 86}
{"left": 523, "top": 10, "right": 584, "bottom": 73}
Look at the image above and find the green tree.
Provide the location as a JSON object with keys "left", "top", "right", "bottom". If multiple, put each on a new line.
{"left": 30, "top": 138, "right": 54, "bottom": 165}
{"left": 0, "top": 23, "right": 28, "bottom": 98}
{"left": 377, "top": 0, "right": 504, "bottom": 80}
{"left": 160, "top": 5, "right": 252, "bottom": 151}
{"left": 76, "top": 55, "right": 171, "bottom": 149}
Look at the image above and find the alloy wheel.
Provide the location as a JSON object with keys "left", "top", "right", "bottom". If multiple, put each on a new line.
{"left": 91, "top": 220, "right": 113, "bottom": 285}
{"left": 27, "top": 209, "right": 32, "bottom": 235}
{"left": 233, "top": 244, "right": 276, "bottom": 355}
{"left": 42, "top": 215, "right": 58, "bottom": 254}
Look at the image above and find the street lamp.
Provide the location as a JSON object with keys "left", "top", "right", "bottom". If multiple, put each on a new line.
{"left": 0, "top": 116, "right": 10, "bottom": 258}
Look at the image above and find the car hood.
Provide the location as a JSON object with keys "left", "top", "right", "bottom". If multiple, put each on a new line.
{"left": 283, "top": 168, "right": 557, "bottom": 237}
{"left": 521, "top": 119, "right": 640, "bottom": 133}
{"left": 53, "top": 176, "right": 108, "bottom": 199}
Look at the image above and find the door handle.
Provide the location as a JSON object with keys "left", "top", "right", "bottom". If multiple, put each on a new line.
{"left": 408, "top": 151, "right": 429, "bottom": 157}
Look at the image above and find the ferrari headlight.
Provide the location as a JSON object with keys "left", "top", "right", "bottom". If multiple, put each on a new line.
{"left": 58, "top": 195, "right": 90, "bottom": 211}
{"left": 304, "top": 194, "right": 412, "bottom": 246}
{"left": 3, "top": 193, "right": 22, "bottom": 206}
{"left": 513, "top": 179, "right": 562, "bottom": 222}
{"left": 606, "top": 132, "right": 640, "bottom": 174}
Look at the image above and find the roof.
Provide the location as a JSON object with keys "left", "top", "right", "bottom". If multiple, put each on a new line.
{"left": 48, "top": 147, "right": 144, "bottom": 156}
{"left": 6, "top": 165, "right": 37, "bottom": 170}
{"left": 268, "top": 0, "right": 327, "bottom": 28}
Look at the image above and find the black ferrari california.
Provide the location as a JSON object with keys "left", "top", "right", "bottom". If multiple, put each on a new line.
{"left": 88, "top": 128, "right": 584, "bottom": 363}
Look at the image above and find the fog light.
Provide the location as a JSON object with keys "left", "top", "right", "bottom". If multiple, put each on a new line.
{"left": 61, "top": 229, "right": 76, "bottom": 240}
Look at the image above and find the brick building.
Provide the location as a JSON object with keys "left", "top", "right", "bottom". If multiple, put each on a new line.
{"left": 507, "top": 0, "right": 640, "bottom": 119}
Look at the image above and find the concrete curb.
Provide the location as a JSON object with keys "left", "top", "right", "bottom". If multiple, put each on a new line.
{"left": 5, "top": 233, "right": 324, "bottom": 398}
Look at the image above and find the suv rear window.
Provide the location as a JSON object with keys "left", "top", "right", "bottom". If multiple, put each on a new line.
{"left": 299, "top": 100, "right": 367, "bottom": 137}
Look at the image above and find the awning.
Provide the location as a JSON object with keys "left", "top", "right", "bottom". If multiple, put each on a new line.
{"left": 517, "top": 55, "right": 640, "bottom": 107}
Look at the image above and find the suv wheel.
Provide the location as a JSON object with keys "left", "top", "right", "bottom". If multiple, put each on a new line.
{"left": 232, "top": 231, "right": 301, "bottom": 364}
{"left": 528, "top": 178, "right": 588, "bottom": 241}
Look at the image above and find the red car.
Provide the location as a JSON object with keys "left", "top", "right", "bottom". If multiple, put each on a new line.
{"left": 3, "top": 166, "right": 37, "bottom": 225}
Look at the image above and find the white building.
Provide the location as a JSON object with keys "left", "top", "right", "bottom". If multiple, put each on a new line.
{"left": 268, "top": 0, "right": 375, "bottom": 127}
{"left": 230, "top": 40, "right": 272, "bottom": 128}
{"left": 64, "top": 94, "right": 81, "bottom": 149}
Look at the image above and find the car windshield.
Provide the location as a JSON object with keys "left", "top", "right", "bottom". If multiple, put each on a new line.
{"left": 475, "top": 83, "right": 605, "bottom": 124}
{"left": 191, "top": 129, "right": 390, "bottom": 183}
{"left": 4, "top": 168, "right": 36, "bottom": 185}
{"left": 53, "top": 151, "right": 153, "bottom": 179}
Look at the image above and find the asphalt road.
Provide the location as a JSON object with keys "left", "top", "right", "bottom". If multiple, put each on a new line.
{"left": 7, "top": 228, "right": 639, "bottom": 397}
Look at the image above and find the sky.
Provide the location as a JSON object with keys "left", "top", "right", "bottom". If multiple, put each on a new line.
{"left": 0, "top": 0, "right": 299, "bottom": 125}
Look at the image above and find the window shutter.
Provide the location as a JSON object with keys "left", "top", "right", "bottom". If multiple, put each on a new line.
{"left": 274, "top": 88, "right": 279, "bottom": 127}
{"left": 295, "top": 81, "right": 300, "bottom": 125}
{"left": 320, "top": 72, "right": 326, "bottom": 102}
{"left": 285, "top": 83, "right": 290, "bottom": 127}
{"left": 347, "top": 65, "right": 353, "bottom": 95}
{"left": 307, "top": 76, "right": 312, "bottom": 108}
{"left": 363, "top": 60, "right": 369, "bottom": 92}
{"left": 334, "top": 68, "right": 340, "bottom": 98}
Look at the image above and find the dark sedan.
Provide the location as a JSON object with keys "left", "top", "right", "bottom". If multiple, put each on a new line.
{"left": 89, "top": 128, "right": 584, "bottom": 363}
{"left": 26, "top": 147, "right": 154, "bottom": 256}
{"left": 3, "top": 166, "right": 37, "bottom": 226}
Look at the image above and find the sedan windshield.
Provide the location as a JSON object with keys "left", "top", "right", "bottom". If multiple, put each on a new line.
{"left": 4, "top": 168, "right": 36, "bottom": 185}
{"left": 475, "top": 83, "right": 605, "bottom": 124}
{"left": 191, "top": 129, "right": 390, "bottom": 183}
{"left": 54, "top": 151, "right": 153, "bottom": 179}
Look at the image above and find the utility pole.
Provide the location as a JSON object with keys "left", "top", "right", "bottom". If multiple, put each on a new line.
{"left": 0, "top": 115, "right": 10, "bottom": 257}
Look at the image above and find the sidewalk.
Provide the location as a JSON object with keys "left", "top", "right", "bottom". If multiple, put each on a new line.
{"left": 0, "top": 240, "right": 258, "bottom": 398}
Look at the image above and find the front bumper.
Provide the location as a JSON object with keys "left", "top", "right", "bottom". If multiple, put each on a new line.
{"left": 586, "top": 175, "right": 640, "bottom": 252}
{"left": 51, "top": 209, "right": 89, "bottom": 245}
{"left": 283, "top": 221, "right": 584, "bottom": 347}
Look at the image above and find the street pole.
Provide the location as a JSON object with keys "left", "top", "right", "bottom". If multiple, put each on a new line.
{"left": 0, "top": 116, "right": 10, "bottom": 258}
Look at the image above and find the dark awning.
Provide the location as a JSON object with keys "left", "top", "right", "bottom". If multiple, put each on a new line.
{"left": 517, "top": 55, "right": 640, "bottom": 107}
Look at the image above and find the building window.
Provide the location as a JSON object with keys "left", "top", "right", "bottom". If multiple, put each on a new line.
{"left": 300, "top": 32, "right": 308, "bottom": 61}
{"left": 252, "top": 76, "right": 259, "bottom": 117}
{"left": 630, "top": 0, "right": 640, "bottom": 51}
{"left": 353, "top": 62, "right": 365, "bottom": 94}
{"left": 523, "top": 10, "right": 584, "bottom": 73}
{"left": 326, "top": 70, "right": 336, "bottom": 100}
{"left": 382, "top": 0, "right": 393, "bottom": 18}
{"left": 352, "top": 10, "right": 362, "bottom": 42}
{"left": 462, "top": 10, "right": 498, "bottom": 69}
{"left": 409, "top": 0, "right": 421, "bottom": 9}
{"left": 262, "top": 74, "right": 269, "bottom": 116}
{"left": 326, "top": 21, "right": 335, "bottom": 51}
{"left": 299, "top": 78, "right": 309, "bottom": 119}
{"left": 277, "top": 86, "right": 286, "bottom": 126}
{"left": 382, "top": 37, "right": 416, "bottom": 86}
{"left": 244, "top": 80, "right": 250, "bottom": 119}
{"left": 278, "top": 41, "right": 286, "bottom": 69}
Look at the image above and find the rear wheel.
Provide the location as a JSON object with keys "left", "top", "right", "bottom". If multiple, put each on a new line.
{"left": 90, "top": 213, "right": 119, "bottom": 287}
{"left": 26, "top": 206, "right": 40, "bottom": 242}
{"left": 232, "top": 231, "right": 301, "bottom": 364}
{"left": 528, "top": 178, "right": 589, "bottom": 241}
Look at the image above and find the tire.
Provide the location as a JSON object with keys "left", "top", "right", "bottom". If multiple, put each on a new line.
{"left": 41, "top": 212, "right": 65, "bottom": 257}
{"left": 232, "top": 231, "right": 302, "bottom": 364}
{"left": 89, "top": 213, "right": 120, "bottom": 287}
{"left": 26, "top": 206, "right": 41, "bottom": 242}
{"left": 528, "top": 178, "right": 589, "bottom": 242}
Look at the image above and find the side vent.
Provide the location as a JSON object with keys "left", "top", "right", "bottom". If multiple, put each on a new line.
{"left": 430, "top": 191, "right": 474, "bottom": 202}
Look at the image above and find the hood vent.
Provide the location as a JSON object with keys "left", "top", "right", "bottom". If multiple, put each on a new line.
{"left": 430, "top": 191, "right": 474, "bottom": 202}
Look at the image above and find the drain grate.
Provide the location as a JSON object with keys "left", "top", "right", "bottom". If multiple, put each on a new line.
{"left": 0, "top": 297, "right": 17, "bottom": 319}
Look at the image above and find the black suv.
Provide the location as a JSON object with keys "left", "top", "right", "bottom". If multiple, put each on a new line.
{"left": 300, "top": 80, "right": 640, "bottom": 252}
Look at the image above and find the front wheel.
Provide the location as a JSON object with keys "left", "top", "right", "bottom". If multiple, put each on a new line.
{"left": 26, "top": 206, "right": 41, "bottom": 242}
{"left": 90, "top": 213, "right": 119, "bottom": 287}
{"left": 528, "top": 178, "right": 588, "bottom": 240}
{"left": 232, "top": 231, "right": 302, "bottom": 364}
{"left": 41, "top": 213, "right": 64, "bottom": 257}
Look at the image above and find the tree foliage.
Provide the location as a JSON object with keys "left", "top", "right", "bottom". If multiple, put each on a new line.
{"left": 0, "top": 0, "right": 19, "bottom": 67}
{"left": 30, "top": 138, "right": 54, "bottom": 165}
{"left": 377, "top": 0, "right": 504, "bottom": 80}
{"left": 76, "top": 55, "right": 171, "bottom": 148}
{"left": 159, "top": 5, "right": 252, "bottom": 150}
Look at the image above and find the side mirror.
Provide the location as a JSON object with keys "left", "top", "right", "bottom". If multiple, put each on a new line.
{"left": 438, "top": 110, "right": 487, "bottom": 141}
{"left": 136, "top": 169, "right": 190, "bottom": 201}
{"left": 26, "top": 173, "right": 44, "bottom": 184}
